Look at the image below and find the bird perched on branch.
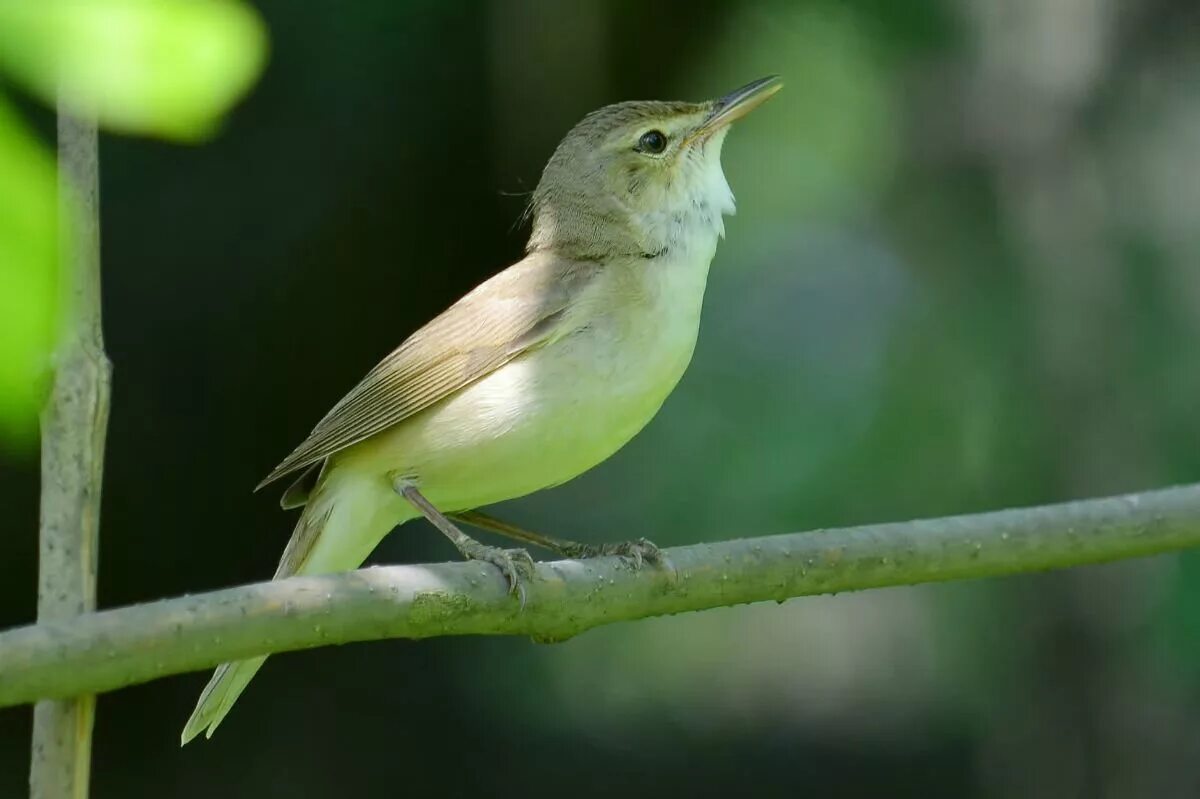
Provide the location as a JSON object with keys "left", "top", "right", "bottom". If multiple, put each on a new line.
{"left": 182, "top": 75, "right": 782, "bottom": 743}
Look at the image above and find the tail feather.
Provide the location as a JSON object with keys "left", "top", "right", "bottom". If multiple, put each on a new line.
{"left": 180, "top": 657, "right": 267, "bottom": 744}
{"left": 181, "top": 472, "right": 399, "bottom": 744}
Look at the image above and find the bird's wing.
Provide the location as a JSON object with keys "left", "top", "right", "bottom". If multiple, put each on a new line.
{"left": 257, "top": 253, "right": 591, "bottom": 490}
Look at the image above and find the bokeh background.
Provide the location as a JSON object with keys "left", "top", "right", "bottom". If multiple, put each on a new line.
{"left": 4, "top": 0, "right": 1200, "bottom": 796}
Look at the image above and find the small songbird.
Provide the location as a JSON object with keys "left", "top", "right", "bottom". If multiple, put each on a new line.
{"left": 181, "top": 76, "right": 781, "bottom": 743}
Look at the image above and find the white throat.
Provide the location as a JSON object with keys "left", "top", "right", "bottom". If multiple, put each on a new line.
{"left": 632, "top": 131, "right": 736, "bottom": 259}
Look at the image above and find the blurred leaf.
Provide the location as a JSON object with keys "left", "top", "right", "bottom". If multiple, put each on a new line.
{"left": 0, "top": 94, "right": 58, "bottom": 447}
{"left": 0, "top": 0, "right": 267, "bottom": 140}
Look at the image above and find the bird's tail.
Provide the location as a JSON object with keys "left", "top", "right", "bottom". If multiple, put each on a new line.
{"left": 180, "top": 471, "right": 397, "bottom": 744}
{"left": 179, "top": 656, "right": 269, "bottom": 745}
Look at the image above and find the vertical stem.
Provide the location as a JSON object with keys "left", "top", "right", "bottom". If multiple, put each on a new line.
{"left": 29, "top": 111, "right": 109, "bottom": 799}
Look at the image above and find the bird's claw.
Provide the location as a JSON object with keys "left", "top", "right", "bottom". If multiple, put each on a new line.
{"left": 462, "top": 541, "right": 535, "bottom": 607}
{"left": 610, "top": 537, "right": 664, "bottom": 569}
{"left": 562, "top": 537, "right": 666, "bottom": 570}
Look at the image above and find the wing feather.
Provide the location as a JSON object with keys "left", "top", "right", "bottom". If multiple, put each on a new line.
{"left": 256, "top": 254, "right": 591, "bottom": 490}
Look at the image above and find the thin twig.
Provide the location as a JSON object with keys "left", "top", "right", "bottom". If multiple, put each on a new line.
{"left": 29, "top": 111, "right": 109, "bottom": 799}
{"left": 2, "top": 483, "right": 1199, "bottom": 709}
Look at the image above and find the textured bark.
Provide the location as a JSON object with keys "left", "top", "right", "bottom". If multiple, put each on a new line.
{"left": 2, "top": 483, "right": 1199, "bottom": 709}
{"left": 29, "top": 112, "right": 109, "bottom": 799}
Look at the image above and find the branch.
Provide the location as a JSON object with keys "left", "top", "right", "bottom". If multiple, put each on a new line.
{"left": 29, "top": 111, "right": 109, "bottom": 797}
{"left": 3, "top": 484, "right": 1200, "bottom": 708}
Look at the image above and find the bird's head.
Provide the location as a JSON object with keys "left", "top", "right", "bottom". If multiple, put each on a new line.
{"left": 527, "top": 76, "right": 781, "bottom": 260}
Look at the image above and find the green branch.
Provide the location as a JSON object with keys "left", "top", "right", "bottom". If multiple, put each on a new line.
{"left": 3, "top": 483, "right": 1200, "bottom": 708}
{"left": 29, "top": 111, "right": 108, "bottom": 797}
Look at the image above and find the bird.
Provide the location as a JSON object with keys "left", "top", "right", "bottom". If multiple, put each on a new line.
{"left": 181, "top": 75, "right": 782, "bottom": 744}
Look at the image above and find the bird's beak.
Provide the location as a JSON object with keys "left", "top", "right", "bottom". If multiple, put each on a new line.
{"left": 690, "top": 75, "right": 783, "bottom": 142}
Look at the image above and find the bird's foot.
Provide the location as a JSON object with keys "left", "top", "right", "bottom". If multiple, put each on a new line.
{"left": 393, "top": 481, "right": 537, "bottom": 606}
{"left": 560, "top": 537, "right": 665, "bottom": 569}
{"left": 456, "top": 538, "right": 536, "bottom": 605}
{"left": 446, "top": 511, "right": 669, "bottom": 573}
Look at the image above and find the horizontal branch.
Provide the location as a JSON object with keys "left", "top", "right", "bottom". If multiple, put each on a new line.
{"left": 3, "top": 483, "right": 1200, "bottom": 708}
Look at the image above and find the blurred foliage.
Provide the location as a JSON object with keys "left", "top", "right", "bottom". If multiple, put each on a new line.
{"left": 0, "top": 0, "right": 265, "bottom": 446}
{"left": 0, "top": 0, "right": 266, "bottom": 139}
{"left": 0, "top": 96, "right": 57, "bottom": 445}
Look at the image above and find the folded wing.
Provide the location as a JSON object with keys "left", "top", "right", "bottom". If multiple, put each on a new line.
{"left": 257, "top": 253, "right": 591, "bottom": 489}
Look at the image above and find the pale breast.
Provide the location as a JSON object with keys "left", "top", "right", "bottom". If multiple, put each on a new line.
{"left": 361, "top": 244, "right": 718, "bottom": 512}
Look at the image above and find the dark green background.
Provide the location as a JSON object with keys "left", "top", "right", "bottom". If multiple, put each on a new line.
{"left": 4, "top": 1, "right": 1200, "bottom": 796}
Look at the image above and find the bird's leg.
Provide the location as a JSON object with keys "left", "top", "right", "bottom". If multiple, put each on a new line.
{"left": 394, "top": 480, "right": 535, "bottom": 604}
{"left": 449, "top": 510, "right": 665, "bottom": 569}
{"left": 448, "top": 511, "right": 583, "bottom": 552}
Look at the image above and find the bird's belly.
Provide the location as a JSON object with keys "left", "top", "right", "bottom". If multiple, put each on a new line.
{"left": 410, "top": 333, "right": 690, "bottom": 509}
{"left": 344, "top": 302, "right": 702, "bottom": 512}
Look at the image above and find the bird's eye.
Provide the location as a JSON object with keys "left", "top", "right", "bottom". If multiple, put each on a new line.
{"left": 637, "top": 130, "right": 667, "bottom": 154}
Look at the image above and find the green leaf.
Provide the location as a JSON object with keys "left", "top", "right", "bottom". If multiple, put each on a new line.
{"left": 0, "top": 0, "right": 267, "bottom": 140}
{"left": 0, "top": 93, "right": 58, "bottom": 447}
